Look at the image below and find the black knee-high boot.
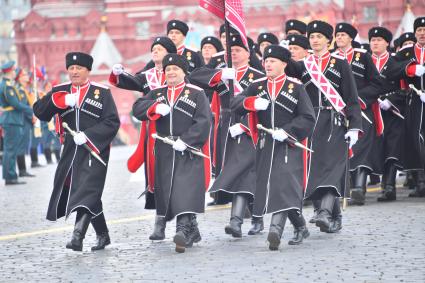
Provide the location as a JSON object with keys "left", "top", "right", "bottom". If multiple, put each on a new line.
{"left": 247, "top": 199, "right": 264, "bottom": 235}
{"left": 224, "top": 194, "right": 248, "bottom": 238}
{"left": 316, "top": 192, "right": 335, "bottom": 232}
{"left": 267, "top": 211, "right": 288, "bottom": 251}
{"left": 66, "top": 210, "right": 91, "bottom": 251}
{"left": 149, "top": 215, "right": 166, "bottom": 240}
{"left": 409, "top": 170, "right": 425, "bottom": 197}
{"left": 174, "top": 213, "right": 193, "bottom": 253}
{"left": 351, "top": 167, "right": 369, "bottom": 205}
{"left": 91, "top": 212, "right": 111, "bottom": 251}
{"left": 288, "top": 209, "right": 309, "bottom": 245}
{"left": 329, "top": 198, "right": 342, "bottom": 233}
{"left": 187, "top": 214, "right": 201, "bottom": 246}
{"left": 378, "top": 161, "right": 397, "bottom": 201}
{"left": 309, "top": 199, "right": 321, "bottom": 223}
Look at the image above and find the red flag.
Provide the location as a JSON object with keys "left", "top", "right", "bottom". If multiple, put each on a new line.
{"left": 199, "top": 0, "right": 248, "bottom": 48}
{"left": 224, "top": 0, "right": 248, "bottom": 48}
{"left": 199, "top": 0, "right": 224, "bottom": 18}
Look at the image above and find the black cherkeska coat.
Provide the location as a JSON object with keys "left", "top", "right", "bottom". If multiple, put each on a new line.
{"left": 286, "top": 52, "right": 362, "bottom": 199}
{"left": 189, "top": 65, "right": 264, "bottom": 197}
{"left": 232, "top": 74, "right": 315, "bottom": 215}
{"left": 33, "top": 81, "right": 120, "bottom": 221}
{"left": 132, "top": 82, "right": 211, "bottom": 221}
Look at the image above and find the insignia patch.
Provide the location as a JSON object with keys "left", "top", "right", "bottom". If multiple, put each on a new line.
{"left": 248, "top": 73, "right": 254, "bottom": 81}
{"left": 73, "top": 55, "right": 77, "bottom": 60}
{"left": 258, "top": 85, "right": 263, "bottom": 90}
{"left": 94, "top": 89, "right": 100, "bottom": 99}
{"left": 288, "top": 83, "right": 294, "bottom": 89}
{"left": 217, "top": 58, "right": 221, "bottom": 62}
{"left": 185, "top": 89, "right": 190, "bottom": 95}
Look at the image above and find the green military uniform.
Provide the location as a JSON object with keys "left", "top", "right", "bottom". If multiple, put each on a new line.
{"left": 0, "top": 71, "right": 33, "bottom": 183}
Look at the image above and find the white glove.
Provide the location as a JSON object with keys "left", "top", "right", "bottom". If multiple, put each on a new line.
{"left": 254, "top": 97, "right": 269, "bottom": 111}
{"left": 229, "top": 123, "right": 245, "bottom": 138}
{"left": 420, "top": 92, "right": 425, "bottom": 103}
{"left": 73, "top": 132, "right": 87, "bottom": 145}
{"left": 415, "top": 65, "right": 425, "bottom": 77}
{"left": 221, "top": 68, "right": 236, "bottom": 81}
{"left": 173, "top": 138, "right": 187, "bottom": 152}
{"left": 65, "top": 93, "right": 77, "bottom": 107}
{"left": 112, "top": 63, "right": 124, "bottom": 76}
{"left": 155, "top": 103, "right": 171, "bottom": 116}
{"left": 344, "top": 130, "right": 359, "bottom": 149}
{"left": 272, "top": 129, "right": 288, "bottom": 142}
{"left": 379, "top": 99, "right": 391, "bottom": 111}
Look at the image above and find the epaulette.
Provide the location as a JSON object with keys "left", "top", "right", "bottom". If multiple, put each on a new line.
{"left": 212, "top": 51, "right": 225, "bottom": 58}
{"left": 186, "top": 83, "right": 203, "bottom": 91}
{"left": 287, "top": 76, "right": 302, "bottom": 84}
{"left": 91, "top": 81, "right": 109, "bottom": 89}
{"left": 353, "top": 48, "right": 367, "bottom": 53}
{"left": 252, "top": 77, "right": 267, "bottom": 83}
{"left": 331, "top": 53, "right": 345, "bottom": 60}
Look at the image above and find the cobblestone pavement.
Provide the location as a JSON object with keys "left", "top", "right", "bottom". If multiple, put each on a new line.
{"left": 1, "top": 146, "right": 424, "bottom": 282}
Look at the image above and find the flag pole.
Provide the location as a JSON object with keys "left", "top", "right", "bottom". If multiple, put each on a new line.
{"left": 224, "top": 16, "right": 234, "bottom": 97}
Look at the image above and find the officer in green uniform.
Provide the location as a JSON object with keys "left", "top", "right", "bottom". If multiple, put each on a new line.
{"left": 0, "top": 61, "right": 32, "bottom": 185}
{"left": 15, "top": 67, "right": 36, "bottom": 177}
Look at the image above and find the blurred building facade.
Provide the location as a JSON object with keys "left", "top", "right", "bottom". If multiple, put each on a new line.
{"left": 9, "top": 0, "right": 425, "bottom": 143}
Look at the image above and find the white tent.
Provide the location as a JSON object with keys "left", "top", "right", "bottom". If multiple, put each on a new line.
{"left": 90, "top": 30, "right": 123, "bottom": 74}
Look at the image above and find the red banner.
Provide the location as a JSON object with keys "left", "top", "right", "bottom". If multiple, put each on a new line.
{"left": 199, "top": 0, "right": 225, "bottom": 18}
{"left": 199, "top": 0, "right": 248, "bottom": 48}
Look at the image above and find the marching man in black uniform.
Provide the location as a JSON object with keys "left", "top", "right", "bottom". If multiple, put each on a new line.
{"left": 189, "top": 34, "right": 265, "bottom": 235}
{"left": 397, "top": 17, "right": 425, "bottom": 197}
{"left": 369, "top": 26, "right": 407, "bottom": 201}
{"left": 285, "top": 19, "right": 307, "bottom": 37}
{"left": 232, "top": 45, "right": 315, "bottom": 250}
{"left": 333, "top": 22, "right": 383, "bottom": 205}
{"left": 132, "top": 54, "right": 212, "bottom": 253}
{"left": 286, "top": 20, "right": 362, "bottom": 233}
{"left": 109, "top": 36, "right": 176, "bottom": 241}
{"left": 257, "top": 32, "right": 279, "bottom": 55}
{"left": 166, "top": 20, "right": 204, "bottom": 72}
{"left": 33, "top": 52, "right": 120, "bottom": 251}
